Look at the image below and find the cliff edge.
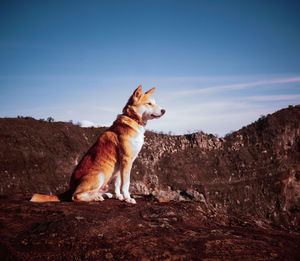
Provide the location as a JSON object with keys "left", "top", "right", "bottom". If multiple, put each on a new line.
{"left": 0, "top": 105, "right": 299, "bottom": 260}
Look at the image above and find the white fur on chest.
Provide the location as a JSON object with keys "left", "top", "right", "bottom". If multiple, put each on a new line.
{"left": 130, "top": 126, "right": 145, "bottom": 160}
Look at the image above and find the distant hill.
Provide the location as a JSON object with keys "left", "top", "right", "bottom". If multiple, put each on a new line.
{"left": 0, "top": 105, "right": 299, "bottom": 230}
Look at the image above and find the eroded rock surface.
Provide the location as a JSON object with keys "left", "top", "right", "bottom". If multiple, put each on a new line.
{"left": 1, "top": 195, "right": 299, "bottom": 260}
{"left": 2, "top": 106, "right": 299, "bottom": 230}
{"left": 0, "top": 106, "right": 300, "bottom": 259}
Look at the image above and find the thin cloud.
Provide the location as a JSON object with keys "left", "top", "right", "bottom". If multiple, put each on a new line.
{"left": 246, "top": 94, "right": 300, "bottom": 102}
{"left": 172, "top": 76, "right": 300, "bottom": 97}
{"left": 80, "top": 120, "right": 96, "bottom": 127}
{"left": 148, "top": 99, "right": 266, "bottom": 136}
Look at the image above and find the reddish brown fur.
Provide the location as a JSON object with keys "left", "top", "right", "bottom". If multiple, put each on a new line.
{"left": 69, "top": 115, "right": 139, "bottom": 200}
{"left": 31, "top": 86, "right": 159, "bottom": 203}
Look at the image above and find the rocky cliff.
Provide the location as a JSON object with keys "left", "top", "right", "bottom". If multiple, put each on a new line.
{"left": 0, "top": 105, "right": 300, "bottom": 260}
{"left": 1, "top": 106, "right": 299, "bottom": 230}
{"left": 132, "top": 105, "right": 300, "bottom": 231}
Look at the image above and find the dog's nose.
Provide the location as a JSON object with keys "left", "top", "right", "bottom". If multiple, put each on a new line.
{"left": 161, "top": 109, "right": 166, "bottom": 115}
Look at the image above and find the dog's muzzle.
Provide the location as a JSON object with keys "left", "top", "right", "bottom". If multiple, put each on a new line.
{"left": 151, "top": 109, "right": 165, "bottom": 118}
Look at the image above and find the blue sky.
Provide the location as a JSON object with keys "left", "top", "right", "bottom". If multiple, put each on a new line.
{"left": 0, "top": 0, "right": 300, "bottom": 136}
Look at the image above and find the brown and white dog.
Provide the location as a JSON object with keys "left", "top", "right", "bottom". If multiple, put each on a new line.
{"left": 31, "top": 85, "right": 165, "bottom": 204}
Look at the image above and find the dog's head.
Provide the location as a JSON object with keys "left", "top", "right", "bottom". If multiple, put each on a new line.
{"left": 123, "top": 85, "right": 165, "bottom": 125}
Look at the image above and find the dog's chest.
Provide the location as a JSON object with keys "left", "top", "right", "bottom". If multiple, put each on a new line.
{"left": 130, "top": 126, "right": 145, "bottom": 160}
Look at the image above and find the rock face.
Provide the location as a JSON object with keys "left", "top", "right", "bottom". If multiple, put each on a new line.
{"left": 132, "top": 106, "right": 300, "bottom": 231}
{"left": 1, "top": 195, "right": 299, "bottom": 260}
{"left": 0, "top": 106, "right": 300, "bottom": 259}
{"left": 1, "top": 106, "right": 299, "bottom": 230}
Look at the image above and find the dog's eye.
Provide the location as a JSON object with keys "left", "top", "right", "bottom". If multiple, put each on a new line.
{"left": 147, "top": 102, "right": 152, "bottom": 106}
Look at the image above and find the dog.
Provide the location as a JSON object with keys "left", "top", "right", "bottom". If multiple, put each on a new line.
{"left": 30, "top": 85, "right": 165, "bottom": 204}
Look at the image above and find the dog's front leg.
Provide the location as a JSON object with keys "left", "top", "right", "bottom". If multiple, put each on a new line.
{"left": 114, "top": 172, "right": 124, "bottom": 201}
{"left": 120, "top": 159, "right": 136, "bottom": 204}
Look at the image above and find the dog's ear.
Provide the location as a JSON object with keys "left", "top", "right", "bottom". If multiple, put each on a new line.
{"left": 145, "top": 87, "right": 156, "bottom": 96}
{"left": 133, "top": 85, "right": 143, "bottom": 100}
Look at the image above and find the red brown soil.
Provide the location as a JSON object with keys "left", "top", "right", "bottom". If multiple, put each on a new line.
{"left": 1, "top": 195, "right": 299, "bottom": 260}
{"left": 0, "top": 105, "right": 300, "bottom": 260}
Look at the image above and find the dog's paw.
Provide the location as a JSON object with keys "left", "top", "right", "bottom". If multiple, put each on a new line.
{"left": 125, "top": 197, "right": 136, "bottom": 204}
{"left": 104, "top": 193, "right": 113, "bottom": 199}
{"left": 94, "top": 195, "right": 104, "bottom": 201}
{"left": 116, "top": 194, "right": 124, "bottom": 201}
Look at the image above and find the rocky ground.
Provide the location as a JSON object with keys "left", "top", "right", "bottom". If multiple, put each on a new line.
{"left": 1, "top": 195, "right": 299, "bottom": 260}
{"left": 0, "top": 105, "right": 300, "bottom": 260}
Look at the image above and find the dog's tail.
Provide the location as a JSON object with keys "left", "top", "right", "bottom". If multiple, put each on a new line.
{"left": 30, "top": 194, "right": 60, "bottom": 202}
{"left": 30, "top": 190, "right": 71, "bottom": 202}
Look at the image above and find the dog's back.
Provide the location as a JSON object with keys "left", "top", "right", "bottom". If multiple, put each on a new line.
{"left": 31, "top": 86, "right": 165, "bottom": 204}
